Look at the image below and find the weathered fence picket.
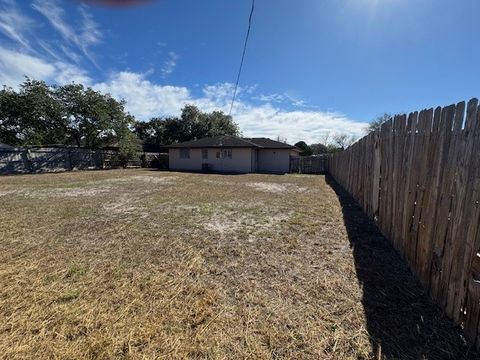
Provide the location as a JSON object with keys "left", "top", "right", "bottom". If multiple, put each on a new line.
{"left": 329, "top": 98, "right": 480, "bottom": 349}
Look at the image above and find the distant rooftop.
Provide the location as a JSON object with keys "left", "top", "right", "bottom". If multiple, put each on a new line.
{"left": 167, "top": 136, "right": 297, "bottom": 150}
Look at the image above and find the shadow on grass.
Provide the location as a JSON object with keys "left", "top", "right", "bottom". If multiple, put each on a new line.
{"left": 325, "top": 175, "right": 478, "bottom": 360}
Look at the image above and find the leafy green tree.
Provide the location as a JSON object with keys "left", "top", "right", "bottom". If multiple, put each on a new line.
{"left": 0, "top": 78, "right": 139, "bottom": 155}
{"left": 0, "top": 86, "right": 22, "bottom": 146}
{"left": 294, "top": 141, "right": 313, "bottom": 156}
{"left": 56, "top": 83, "right": 132, "bottom": 149}
{"left": 133, "top": 118, "right": 166, "bottom": 148}
{"left": 204, "top": 110, "right": 239, "bottom": 138}
{"left": 0, "top": 79, "right": 65, "bottom": 146}
{"left": 117, "top": 125, "right": 141, "bottom": 167}
{"left": 135, "top": 105, "right": 240, "bottom": 146}
{"left": 21, "top": 79, "right": 65, "bottom": 145}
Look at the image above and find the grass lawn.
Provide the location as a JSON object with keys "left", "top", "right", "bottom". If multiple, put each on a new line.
{"left": 0, "top": 169, "right": 476, "bottom": 359}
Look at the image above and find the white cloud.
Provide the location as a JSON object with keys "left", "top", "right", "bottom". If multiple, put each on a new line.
{"left": 201, "top": 83, "right": 235, "bottom": 107}
{"left": 0, "top": 47, "right": 54, "bottom": 87}
{"left": 0, "top": 46, "right": 91, "bottom": 88}
{"left": 253, "top": 92, "right": 313, "bottom": 109}
{"left": 0, "top": 0, "right": 34, "bottom": 50}
{"left": 94, "top": 71, "right": 190, "bottom": 119}
{"left": 51, "top": 61, "right": 91, "bottom": 85}
{"left": 93, "top": 72, "right": 367, "bottom": 144}
{"left": 32, "top": 0, "right": 101, "bottom": 65}
{"left": 161, "top": 51, "right": 178, "bottom": 78}
{"left": 235, "top": 106, "right": 367, "bottom": 144}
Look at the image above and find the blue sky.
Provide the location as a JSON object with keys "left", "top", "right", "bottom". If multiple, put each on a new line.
{"left": 0, "top": 0, "right": 479, "bottom": 143}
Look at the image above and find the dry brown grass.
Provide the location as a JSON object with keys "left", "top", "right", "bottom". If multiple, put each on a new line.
{"left": 0, "top": 169, "right": 476, "bottom": 359}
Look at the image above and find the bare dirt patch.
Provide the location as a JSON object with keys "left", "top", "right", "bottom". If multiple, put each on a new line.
{"left": 102, "top": 195, "right": 146, "bottom": 218}
{"left": 103, "top": 175, "right": 177, "bottom": 185}
{"left": 4, "top": 185, "right": 113, "bottom": 199}
{"left": 0, "top": 190, "right": 15, "bottom": 197}
{"left": 204, "top": 210, "right": 291, "bottom": 239}
{"left": 246, "top": 181, "right": 307, "bottom": 193}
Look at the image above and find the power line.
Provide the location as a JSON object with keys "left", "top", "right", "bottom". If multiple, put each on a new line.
{"left": 229, "top": 0, "right": 255, "bottom": 116}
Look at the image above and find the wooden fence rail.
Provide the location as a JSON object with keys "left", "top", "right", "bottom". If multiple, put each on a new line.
{"left": 329, "top": 98, "right": 480, "bottom": 348}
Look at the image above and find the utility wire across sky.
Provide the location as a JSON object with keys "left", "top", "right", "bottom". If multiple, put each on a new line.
{"left": 229, "top": 0, "right": 255, "bottom": 116}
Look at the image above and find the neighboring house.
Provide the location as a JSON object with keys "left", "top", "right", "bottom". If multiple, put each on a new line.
{"left": 168, "top": 136, "right": 301, "bottom": 173}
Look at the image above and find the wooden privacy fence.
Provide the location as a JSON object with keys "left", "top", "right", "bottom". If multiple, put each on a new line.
{"left": 329, "top": 98, "right": 480, "bottom": 348}
{"left": 290, "top": 155, "right": 328, "bottom": 174}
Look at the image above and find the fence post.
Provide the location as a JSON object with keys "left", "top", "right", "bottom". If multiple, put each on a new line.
{"left": 67, "top": 148, "right": 73, "bottom": 171}
{"left": 21, "top": 149, "right": 32, "bottom": 173}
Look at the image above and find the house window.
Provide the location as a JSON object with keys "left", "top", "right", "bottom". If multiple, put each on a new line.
{"left": 202, "top": 149, "right": 208, "bottom": 159}
{"left": 224, "top": 149, "right": 232, "bottom": 159}
{"left": 217, "top": 149, "right": 232, "bottom": 159}
{"left": 180, "top": 149, "right": 190, "bottom": 159}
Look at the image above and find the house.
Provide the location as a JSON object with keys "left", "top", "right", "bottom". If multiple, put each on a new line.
{"left": 168, "top": 136, "right": 301, "bottom": 173}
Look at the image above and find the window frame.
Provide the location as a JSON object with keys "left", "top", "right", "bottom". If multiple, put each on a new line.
{"left": 219, "top": 148, "right": 232, "bottom": 159}
{"left": 179, "top": 148, "right": 190, "bottom": 159}
{"left": 202, "top": 148, "right": 208, "bottom": 159}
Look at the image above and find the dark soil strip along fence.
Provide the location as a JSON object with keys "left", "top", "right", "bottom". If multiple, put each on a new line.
{"left": 0, "top": 148, "right": 168, "bottom": 175}
{"left": 329, "top": 98, "right": 480, "bottom": 349}
{"left": 327, "top": 175, "right": 477, "bottom": 359}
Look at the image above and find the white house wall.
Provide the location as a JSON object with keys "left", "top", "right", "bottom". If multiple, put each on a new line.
{"left": 257, "top": 149, "right": 291, "bottom": 173}
{"left": 169, "top": 148, "right": 203, "bottom": 171}
{"left": 169, "top": 148, "right": 253, "bottom": 173}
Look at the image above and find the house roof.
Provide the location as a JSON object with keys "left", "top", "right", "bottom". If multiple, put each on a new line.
{"left": 244, "top": 138, "right": 297, "bottom": 150}
{"left": 167, "top": 136, "right": 297, "bottom": 150}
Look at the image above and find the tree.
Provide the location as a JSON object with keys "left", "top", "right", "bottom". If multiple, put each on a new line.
{"left": 0, "top": 79, "right": 65, "bottom": 146}
{"left": 366, "top": 113, "right": 391, "bottom": 134}
{"left": 294, "top": 141, "right": 313, "bottom": 156}
{"left": 319, "top": 132, "right": 331, "bottom": 146}
{"left": 0, "top": 78, "right": 138, "bottom": 153}
{"left": 117, "top": 125, "right": 141, "bottom": 167}
{"left": 0, "top": 86, "right": 22, "bottom": 146}
{"left": 135, "top": 105, "right": 240, "bottom": 146}
{"left": 175, "top": 105, "right": 239, "bottom": 141}
{"left": 306, "top": 132, "right": 343, "bottom": 154}
{"left": 133, "top": 117, "right": 167, "bottom": 149}
{"left": 205, "top": 110, "right": 239, "bottom": 138}
{"left": 56, "top": 83, "right": 134, "bottom": 149}
{"left": 310, "top": 143, "right": 328, "bottom": 155}
{"left": 333, "top": 134, "right": 356, "bottom": 150}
